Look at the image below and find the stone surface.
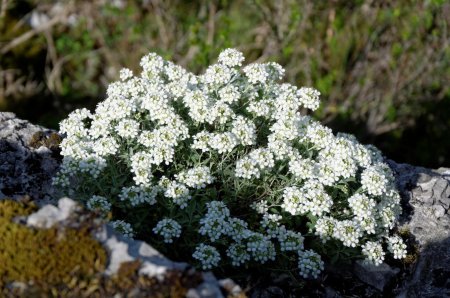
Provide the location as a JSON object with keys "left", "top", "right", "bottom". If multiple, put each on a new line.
{"left": 353, "top": 261, "right": 400, "bottom": 291}
{"left": 388, "top": 160, "right": 450, "bottom": 297}
{"left": 93, "top": 224, "right": 187, "bottom": 278}
{"left": 0, "top": 112, "right": 59, "bottom": 203}
{"left": 219, "top": 278, "right": 244, "bottom": 297}
{"left": 27, "top": 197, "right": 79, "bottom": 228}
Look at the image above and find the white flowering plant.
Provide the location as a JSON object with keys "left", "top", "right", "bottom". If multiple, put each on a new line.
{"left": 53, "top": 48, "right": 407, "bottom": 278}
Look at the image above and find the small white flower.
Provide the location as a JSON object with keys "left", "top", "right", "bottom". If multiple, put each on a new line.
{"left": 164, "top": 181, "right": 191, "bottom": 209}
{"left": 333, "top": 220, "right": 363, "bottom": 247}
{"left": 231, "top": 116, "right": 257, "bottom": 146}
{"left": 219, "top": 85, "right": 240, "bottom": 104}
{"left": 226, "top": 217, "right": 249, "bottom": 242}
{"left": 209, "top": 132, "right": 239, "bottom": 154}
{"left": 202, "top": 64, "right": 233, "bottom": 86}
{"left": 119, "top": 185, "right": 158, "bottom": 206}
{"left": 297, "top": 87, "right": 320, "bottom": 111}
{"left": 227, "top": 243, "right": 251, "bottom": 266}
{"left": 250, "top": 200, "right": 269, "bottom": 215}
{"left": 362, "top": 241, "right": 385, "bottom": 266}
{"left": 245, "top": 232, "right": 276, "bottom": 263}
{"left": 115, "top": 118, "right": 139, "bottom": 139}
{"left": 110, "top": 220, "right": 135, "bottom": 238}
{"left": 193, "top": 244, "right": 221, "bottom": 270}
{"left": 119, "top": 68, "right": 133, "bottom": 81}
{"left": 278, "top": 229, "right": 304, "bottom": 251}
{"left": 348, "top": 193, "right": 376, "bottom": 219}
{"left": 243, "top": 63, "right": 269, "bottom": 85}
{"left": 297, "top": 249, "right": 324, "bottom": 279}
{"left": 175, "top": 166, "right": 215, "bottom": 189}
{"left": 153, "top": 218, "right": 182, "bottom": 243}
{"left": 314, "top": 216, "right": 336, "bottom": 242}
{"left": 87, "top": 195, "right": 111, "bottom": 214}
{"left": 192, "top": 131, "right": 213, "bottom": 152}
{"left": 261, "top": 213, "right": 284, "bottom": 238}
{"left": 386, "top": 235, "right": 407, "bottom": 259}
{"left": 235, "top": 156, "right": 260, "bottom": 179}
{"left": 281, "top": 186, "right": 308, "bottom": 216}
{"left": 140, "top": 52, "right": 165, "bottom": 80}
{"left": 361, "top": 164, "right": 389, "bottom": 196}
{"left": 218, "top": 48, "right": 245, "bottom": 67}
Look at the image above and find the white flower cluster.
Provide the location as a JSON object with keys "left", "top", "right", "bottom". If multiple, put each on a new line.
{"left": 278, "top": 229, "right": 305, "bottom": 252}
{"left": 281, "top": 180, "right": 333, "bottom": 217}
{"left": 175, "top": 166, "right": 215, "bottom": 189}
{"left": 235, "top": 148, "right": 275, "bottom": 179}
{"left": 387, "top": 235, "right": 407, "bottom": 259}
{"left": 226, "top": 243, "right": 251, "bottom": 266}
{"left": 153, "top": 218, "right": 182, "bottom": 243}
{"left": 86, "top": 195, "right": 111, "bottom": 215}
{"left": 163, "top": 180, "right": 191, "bottom": 209}
{"left": 298, "top": 250, "right": 324, "bottom": 279}
{"left": 110, "top": 220, "right": 135, "bottom": 238}
{"left": 199, "top": 201, "right": 231, "bottom": 242}
{"left": 193, "top": 244, "right": 221, "bottom": 270}
{"left": 119, "top": 186, "right": 158, "bottom": 206}
{"left": 245, "top": 231, "right": 277, "bottom": 263}
{"left": 361, "top": 241, "right": 385, "bottom": 265}
{"left": 361, "top": 164, "right": 390, "bottom": 196}
{"left": 55, "top": 48, "right": 406, "bottom": 279}
{"left": 333, "top": 220, "right": 363, "bottom": 248}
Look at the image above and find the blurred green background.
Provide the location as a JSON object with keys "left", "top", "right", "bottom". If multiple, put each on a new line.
{"left": 1, "top": 0, "right": 449, "bottom": 167}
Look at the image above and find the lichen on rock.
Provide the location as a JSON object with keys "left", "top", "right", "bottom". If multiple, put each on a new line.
{"left": 0, "top": 199, "right": 107, "bottom": 293}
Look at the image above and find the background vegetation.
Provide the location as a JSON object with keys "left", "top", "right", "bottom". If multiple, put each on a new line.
{"left": 1, "top": 0, "right": 449, "bottom": 167}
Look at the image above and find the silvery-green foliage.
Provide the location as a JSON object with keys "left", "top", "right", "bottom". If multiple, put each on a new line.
{"left": 54, "top": 49, "right": 406, "bottom": 278}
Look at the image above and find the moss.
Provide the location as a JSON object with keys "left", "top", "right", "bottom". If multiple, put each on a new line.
{"left": 0, "top": 198, "right": 36, "bottom": 221}
{"left": 403, "top": 243, "right": 420, "bottom": 266}
{"left": 28, "top": 131, "right": 62, "bottom": 150}
{"left": 397, "top": 227, "right": 420, "bottom": 266}
{"left": 0, "top": 199, "right": 107, "bottom": 292}
{"left": 9, "top": 260, "right": 206, "bottom": 297}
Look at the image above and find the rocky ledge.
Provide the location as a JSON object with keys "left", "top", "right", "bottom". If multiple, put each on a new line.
{"left": 0, "top": 112, "right": 449, "bottom": 297}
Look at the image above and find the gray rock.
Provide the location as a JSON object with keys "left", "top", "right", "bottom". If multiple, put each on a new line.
{"left": 26, "top": 197, "right": 79, "bottom": 228}
{"left": 353, "top": 261, "right": 400, "bottom": 291}
{"left": 396, "top": 238, "right": 450, "bottom": 298}
{"left": 388, "top": 160, "right": 450, "bottom": 297}
{"left": 186, "top": 282, "right": 225, "bottom": 298}
{"left": 219, "top": 278, "right": 243, "bottom": 297}
{"left": 250, "top": 286, "right": 284, "bottom": 298}
{"left": 324, "top": 287, "right": 341, "bottom": 298}
{"left": 0, "top": 112, "right": 59, "bottom": 204}
{"left": 390, "top": 161, "right": 450, "bottom": 245}
{"left": 93, "top": 224, "right": 187, "bottom": 278}
{"left": 433, "top": 205, "right": 446, "bottom": 218}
